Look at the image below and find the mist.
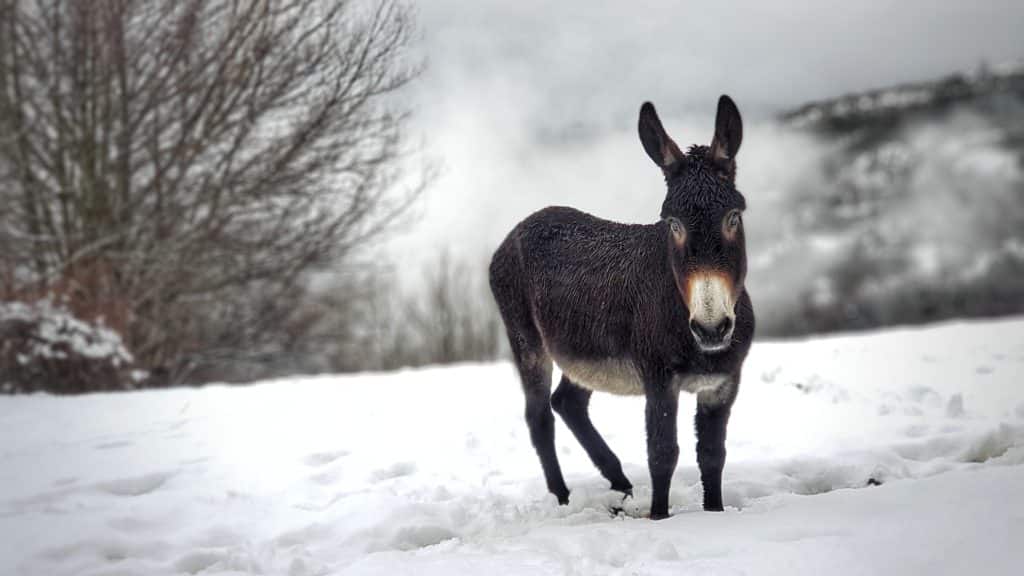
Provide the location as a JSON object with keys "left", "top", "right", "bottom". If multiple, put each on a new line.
{"left": 386, "top": 0, "right": 1024, "bottom": 336}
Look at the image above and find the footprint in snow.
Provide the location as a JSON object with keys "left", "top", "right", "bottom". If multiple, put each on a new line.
{"left": 107, "top": 515, "right": 157, "bottom": 533}
{"left": 371, "top": 525, "right": 457, "bottom": 552}
{"left": 907, "top": 386, "right": 941, "bottom": 407}
{"left": 946, "top": 394, "right": 965, "bottom": 418}
{"left": 760, "top": 366, "right": 782, "bottom": 383}
{"left": 174, "top": 549, "right": 227, "bottom": 574}
{"left": 96, "top": 471, "right": 175, "bottom": 497}
{"left": 302, "top": 450, "right": 349, "bottom": 467}
{"left": 904, "top": 424, "right": 930, "bottom": 438}
{"left": 654, "top": 541, "right": 680, "bottom": 561}
{"left": 309, "top": 468, "right": 343, "bottom": 486}
{"left": 94, "top": 440, "right": 134, "bottom": 451}
{"left": 371, "top": 461, "right": 416, "bottom": 481}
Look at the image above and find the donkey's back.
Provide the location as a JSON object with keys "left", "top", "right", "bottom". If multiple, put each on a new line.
{"left": 490, "top": 206, "right": 667, "bottom": 396}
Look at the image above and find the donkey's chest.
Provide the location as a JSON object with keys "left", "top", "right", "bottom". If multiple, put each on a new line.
{"left": 553, "top": 355, "right": 729, "bottom": 397}
{"left": 672, "top": 373, "right": 732, "bottom": 395}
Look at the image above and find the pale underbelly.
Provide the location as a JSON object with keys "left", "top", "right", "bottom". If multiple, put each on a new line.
{"left": 553, "top": 355, "right": 729, "bottom": 397}
{"left": 554, "top": 356, "right": 645, "bottom": 395}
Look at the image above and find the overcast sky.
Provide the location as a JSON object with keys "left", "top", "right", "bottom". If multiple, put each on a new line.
{"left": 388, "top": 0, "right": 1024, "bottom": 274}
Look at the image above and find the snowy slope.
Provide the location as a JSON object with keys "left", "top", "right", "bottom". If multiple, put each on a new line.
{"left": 1, "top": 319, "right": 1023, "bottom": 575}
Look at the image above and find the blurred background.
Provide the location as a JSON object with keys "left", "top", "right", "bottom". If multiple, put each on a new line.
{"left": 2, "top": 0, "right": 1023, "bottom": 391}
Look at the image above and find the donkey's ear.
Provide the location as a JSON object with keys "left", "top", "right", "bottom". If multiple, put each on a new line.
{"left": 710, "top": 95, "right": 743, "bottom": 169}
{"left": 638, "top": 102, "right": 683, "bottom": 170}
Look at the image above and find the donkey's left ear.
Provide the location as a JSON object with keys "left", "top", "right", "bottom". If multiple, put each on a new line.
{"left": 710, "top": 95, "right": 743, "bottom": 172}
{"left": 638, "top": 101, "right": 684, "bottom": 172}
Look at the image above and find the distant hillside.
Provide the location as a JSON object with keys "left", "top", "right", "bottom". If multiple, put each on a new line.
{"left": 754, "top": 62, "right": 1024, "bottom": 338}
{"left": 782, "top": 61, "right": 1024, "bottom": 133}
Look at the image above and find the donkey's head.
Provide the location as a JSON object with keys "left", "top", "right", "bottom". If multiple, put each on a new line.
{"left": 638, "top": 96, "right": 747, "bottom": 353}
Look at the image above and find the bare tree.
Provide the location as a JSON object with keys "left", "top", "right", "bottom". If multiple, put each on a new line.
{"left": 278, "top": 251, "right": 506, "bottom": 375}
{"left": 404, "top": 250, "right": 503, "bottom": 367}
{"left": 0, "top": 0, "right": 422, "bottom": 382}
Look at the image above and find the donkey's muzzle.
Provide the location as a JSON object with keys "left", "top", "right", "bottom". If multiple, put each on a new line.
{"left": 684, "top": 270, "right": 737, "bottom": 353}
{"left": 689, "top": 317, "right": 734, "bottom": 352}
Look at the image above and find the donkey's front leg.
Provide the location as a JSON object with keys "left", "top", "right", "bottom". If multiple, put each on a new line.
{"left": 695, "top": 392, "right": 733, "bottom": 512}
{"left": 645, "top": 381, "right": 680, "bottom": 520}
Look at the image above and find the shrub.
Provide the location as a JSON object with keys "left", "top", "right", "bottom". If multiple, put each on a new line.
{"left": 0, "top": 300, "right": 141, "bottom": 394}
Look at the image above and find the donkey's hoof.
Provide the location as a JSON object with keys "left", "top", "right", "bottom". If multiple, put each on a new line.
{"left": 649, "top": 510, "right": 671, "bottom": 521}
{"left": 555, "top": 492, "right": 570, "bottom": 506}
{"left": 612, "top": 483, "right": 633, "bottom": 499}
{"left": 609, "top": 489, "right": 638, "bottom": 517}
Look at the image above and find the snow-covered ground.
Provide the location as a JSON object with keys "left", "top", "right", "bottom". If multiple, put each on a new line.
{"left": 2, "top": 319, "right": 1023, "bottom": 575}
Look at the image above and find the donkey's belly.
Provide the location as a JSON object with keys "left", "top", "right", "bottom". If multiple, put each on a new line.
{"left": 553, "top": 356, "right": 645, "bottom": 396}
{"left": 554, "top": 355, "right": 732, "bottom": 398}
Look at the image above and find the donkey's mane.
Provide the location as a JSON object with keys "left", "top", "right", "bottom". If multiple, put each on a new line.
{"left": 660, "top": 145, "right": 745, "bottom": 219}
{"left": 662, "top": 144, "right": 737, "bottom": 183}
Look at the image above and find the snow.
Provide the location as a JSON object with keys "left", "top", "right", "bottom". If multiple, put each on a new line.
{"left": 2, "top": 318, "right": 1023, "bottom": 575}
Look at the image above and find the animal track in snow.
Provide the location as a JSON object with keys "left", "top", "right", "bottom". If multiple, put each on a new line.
{"left": 309, "top": 468, "right": 343, "bottom": 486}
{"left": 96, "top": 471, "right": 175, "bottom": 497}
{"left": 107, "top": 515, "right": 157, "bottom": 533}
{"left": 370, "top": 461, "right": 416, "bottom": 481}
{"left": 302, "top": 450, "right": 349, "bottom": 467}
{"left": 39, "top": 536, "right": 169, "bottom": 566}
{"left": 94, "top": 440, "right": 134, "bottom": 451}
{"left": 174, "top": 549, "right": 227, "bottom": 574}
{"left": 946, "top": 394, "right": 965, "bottom": 418}
{"left": 907, "top": 386, "right": 941, "bottom": 407}
{"left": 760, "top": 366, "right": 782, "bottom": 383}
{"left": 904, "top": 424, "right": 930, "bottom": 438}
{"left": 365, "top": 524, "right": 458, "bottom": 552}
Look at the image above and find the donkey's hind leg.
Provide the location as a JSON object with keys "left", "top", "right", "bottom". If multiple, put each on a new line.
{"left": 551, "top": 375, "right": 632, "bottom": 496}
{"left": 510, "top": 336, "right": 570, "bottom": 504}
{"left": 490, "top": 241, "right": 568, "bottom": 504}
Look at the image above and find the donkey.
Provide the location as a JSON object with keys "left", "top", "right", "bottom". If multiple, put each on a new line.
{"left": 488, "top": 95, "right": 754, "bottom": 519}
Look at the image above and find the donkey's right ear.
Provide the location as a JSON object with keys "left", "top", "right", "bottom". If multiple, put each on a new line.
{"left": 638, "top": 102, "right": 683, "bottom": 171}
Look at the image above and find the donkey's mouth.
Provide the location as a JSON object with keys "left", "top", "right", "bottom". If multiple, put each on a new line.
{"left": 689, "top": 317, "right": 734, "bottom": 353}
{"left": 694, "top": 339, "right": 733, "bottom": 354}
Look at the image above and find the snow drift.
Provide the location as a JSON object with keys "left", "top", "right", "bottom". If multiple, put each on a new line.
{"left": 1, "top": 318, "right": 1022, "bottom": 575}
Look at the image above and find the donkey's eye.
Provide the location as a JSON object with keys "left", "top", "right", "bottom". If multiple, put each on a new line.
{"left": 723, "top": 210, "right": 742, "bottom": 239}
{"left": 666, "top": 217, "right": 686, "bottom": 245}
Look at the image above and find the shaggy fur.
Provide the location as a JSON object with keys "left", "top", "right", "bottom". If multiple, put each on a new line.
{"left": 489, "top": 96, "right": 754, "bottom": 518}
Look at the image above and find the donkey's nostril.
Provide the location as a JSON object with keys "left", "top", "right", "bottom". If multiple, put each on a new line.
{"left": 689, "top": 319, "right": 713, "bottom": 340}
{"left": 716, "top": 318, "right": 733, "bottom": 338}
{"left": 690, "top": 317, "right": 733, "bottom": 348}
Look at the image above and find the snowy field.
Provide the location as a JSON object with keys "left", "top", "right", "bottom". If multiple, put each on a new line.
{"left": 2, "top": 319, "right": 1023, "bottom": 575}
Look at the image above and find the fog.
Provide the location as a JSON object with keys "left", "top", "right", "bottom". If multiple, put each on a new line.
{"left": 390, "top": 1, "right": 1023, "bottom": 273}
{"left": 360, "top": 0, "right": 1024, "bottom": 345}
{"left": 3, "top": 1, "right": 1019, "bottom": 385}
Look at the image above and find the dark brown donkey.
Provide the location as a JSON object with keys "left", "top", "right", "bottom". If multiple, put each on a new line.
{"left": 489, "top": 96, "right": 754, "bottom": 519}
